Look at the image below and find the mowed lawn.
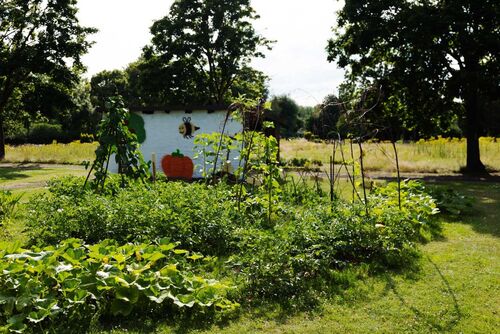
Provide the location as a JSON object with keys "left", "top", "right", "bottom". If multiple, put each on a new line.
{"left": 0, "top": 164, "right": 87, "bottom": 198}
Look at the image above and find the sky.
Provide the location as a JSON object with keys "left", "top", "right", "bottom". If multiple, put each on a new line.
{"left": 77, "top": 0, "right": 345, "bottom": 106}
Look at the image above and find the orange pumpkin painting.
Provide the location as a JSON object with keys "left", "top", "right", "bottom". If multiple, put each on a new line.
{"left": 161, "top": 149, "right": 194, "bottom": 180}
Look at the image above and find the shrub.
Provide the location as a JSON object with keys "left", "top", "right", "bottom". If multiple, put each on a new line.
{"left": 427, "top": 185, "right": 474, "bottom": 216}
{"left": 4, "top": 119, "right": 28, "bottom": 144}
{"left": 79, "top": 133, "right": 95, "bottom": 143}
{"left": 25, "top": 176, "right": 441, "bottom": 308}
{"left": 27, "top": 123, "right": 68, "bottom": 144}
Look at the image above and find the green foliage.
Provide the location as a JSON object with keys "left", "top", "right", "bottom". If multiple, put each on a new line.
{"left": 25, "top": 175, "right": 442, "bottom": 308}
{"left": 230, "top": 66, "right": 270, "bottom": 102}
{"left": 427, "top": 186, "right": 474, "bottom": 216}
{"left": 307, "top": 94, "right": 343, "bottom": 139}
{"left": 90, "top": 70, "right": 130, "bottom": 113}
{"left": 370, "top": 180, "right": 441, "bottom": 242}
{"left": 26, "top": 177, "right": 244, "bottom": 255}
{"left": 194, "top": 132, "right": 239, "bottom": 178}
{"left": 0, "top": 190, "right": 21, "bottom": 223}
{"left": 0, "top": 0, "right": 96, "bottom": 159}
{"left": 327, "top": 0, "right": 500, "bottom": 171}
{"left": 86, "top": 97, "right": 150, "bottom": 190}
{"left": 26, "top": 123, "right": 67, "bottom": 144}
{"left": 141, "top": 0, "right": 272, "bottom": 104}
{"left": 269, "top": 95, "right": 301, "bottom": 137}
{"left": 0, "top": 238, "right": 237, "bottom": 333}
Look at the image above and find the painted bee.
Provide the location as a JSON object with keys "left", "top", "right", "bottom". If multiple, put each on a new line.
{"left": 178, "top": 117, "right": 200, "bottom": 139}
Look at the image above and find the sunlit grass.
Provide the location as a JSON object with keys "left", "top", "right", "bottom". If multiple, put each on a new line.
{"left": 0, "top": 165, "right": 87, "bottom": 202}
{"left": 3, "top": 141, "right": 97, "bottom": 165}
{"left": 281, "top": 137, "right": 500, "bottom": 173}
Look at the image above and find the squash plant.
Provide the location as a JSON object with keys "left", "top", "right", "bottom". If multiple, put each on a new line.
{"left": 0, "top": 239, "right": 237, "bottom": 333}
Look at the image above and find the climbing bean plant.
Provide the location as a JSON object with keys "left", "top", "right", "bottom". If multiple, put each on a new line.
{"left": 84, "top": 96, "right": 150, "bottom": 191}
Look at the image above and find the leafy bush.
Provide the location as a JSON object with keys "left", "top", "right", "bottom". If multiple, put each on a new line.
{"left": 427, "top": 186, "right": 474, "bottom": 216}
{"left": 0, "top": 239, "right": 237, "bottom": 333}
{"left": 234, "top": 189, "right": 436, "bottom": 302}
{"left": 27, "top": 123, "right": 68, "bottom": 144}
{"left": 4, "top": 119, "right": 28, "bottom": 144}
{"left": 79, "top": 133, "right": 95, "bottom": 143}
{"left": 26, "top": 177, "right": 250, "bottom": 255}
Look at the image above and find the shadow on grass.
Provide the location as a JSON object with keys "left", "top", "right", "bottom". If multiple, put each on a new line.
{"left": 429, "top": 182, "right": 500, "bottom": 238}
{"left": 0, "top": 164, "right": 43, "bottom": 182}
{"left": 96, "top": 303, "right": 238, "bottom": 334}
{"left": 383, "top": 256, "right": 462, "bottom": 333}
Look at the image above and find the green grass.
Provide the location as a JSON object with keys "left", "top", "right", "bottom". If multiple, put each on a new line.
{"left": 3, "top": 141, "right": 97, "bottom": 164}
{"left": 281, "top": 137, "right": 500, "bottom": 173}
{"left": 0, "top": 164, "right": 88, "bottom": 199}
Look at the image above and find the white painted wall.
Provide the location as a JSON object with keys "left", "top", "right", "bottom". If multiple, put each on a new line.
{"left": 109, "top": 110, "right": 242, "bottom": 178}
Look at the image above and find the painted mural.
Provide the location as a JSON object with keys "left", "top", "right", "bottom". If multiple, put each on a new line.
{"left": 109, "top": 109, "right": 242, "bottom": 179}
{"left": 161, "top": 149, "right": 194, "bottom": 180}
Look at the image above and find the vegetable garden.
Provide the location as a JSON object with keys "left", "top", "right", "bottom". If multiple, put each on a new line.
{"left": 1, "top": 100, "right": 472, "bottom": 333}
{"left": 1, "top": 99, "right": 498, "bottom": 333}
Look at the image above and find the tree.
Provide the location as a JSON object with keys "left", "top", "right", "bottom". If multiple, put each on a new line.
{"left": 327, "top": 0, "right": 500, "bottom": 173}
{"left": 269, "top": 95, "right": 301, "bottom": 138}
{"left": 90, "top": 70, "right": 130, "bottom": 112}
{"left": 142, "top": 0, "right": 272, "bottom": 104}
{"left": 0, "top": 0, "right": 95, "bottom": 159}
{"left": 307, "top": 94, "right": 343, "bottom": 139}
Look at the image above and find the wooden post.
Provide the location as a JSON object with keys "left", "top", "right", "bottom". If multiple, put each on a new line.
{"left": 152, "top": 152, "right": 157, "bottom": 182}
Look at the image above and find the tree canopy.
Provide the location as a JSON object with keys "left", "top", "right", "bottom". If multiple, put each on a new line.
{"left": 327, "top": 0, "right": 500, "bottom": 173}
{"left": 269, "top": 95, "right": 301, "bottom": 138}
{"left": 140, "top": 0, "right": 272, "bottom": 105}
{"left": 0, "top": 0, "right": 95, "bottom": 158}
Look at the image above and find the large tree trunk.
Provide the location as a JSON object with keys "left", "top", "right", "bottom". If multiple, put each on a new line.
{"left": 0, "top": 116, "right": 4, "bottom": 160}
{"left": 463, "top": 85, "right": 486, "bottom": 175}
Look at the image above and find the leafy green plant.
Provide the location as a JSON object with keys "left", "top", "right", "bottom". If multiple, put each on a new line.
{"left": 193, "top": 132, "right": 239, "bottom": 178}
{"left": 427, "top": 186, "right": 474, "bottom": 216}
{"left": 0, "top": 190, "right": 21, "bottom": 223}
{"left": 85, "top": 96, "right": 150, "bottom": 191}
{"left": 26, "top": 177, "right": 250, "bottom": 254}
{"left": 0, "top": 239, "right": 237, "bottom": 333}
{"left": 24, "top": 174, "right": 443, "bottom": 310}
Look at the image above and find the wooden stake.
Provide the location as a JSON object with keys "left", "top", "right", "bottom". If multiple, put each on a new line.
{"left": 152, "top": 152, "right": 157, "bottom": 182}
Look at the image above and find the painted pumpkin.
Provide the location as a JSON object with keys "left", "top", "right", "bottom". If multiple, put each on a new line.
{"left": 161, "top": 149, "right": 194, "bottom": 180}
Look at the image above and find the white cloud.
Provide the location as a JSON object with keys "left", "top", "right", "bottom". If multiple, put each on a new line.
{"left": 77, "top": 0, "right": 345, "bottom": 106}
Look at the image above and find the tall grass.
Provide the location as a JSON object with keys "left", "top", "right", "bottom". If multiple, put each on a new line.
{"left": 281, "top": 137, "right": 500, "bottom": 173}
{"left": 3, "top": 137, "right": 500, "bottom": 173}
{"left": 4, "top": 141, "right": 97, "bottom": 165}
